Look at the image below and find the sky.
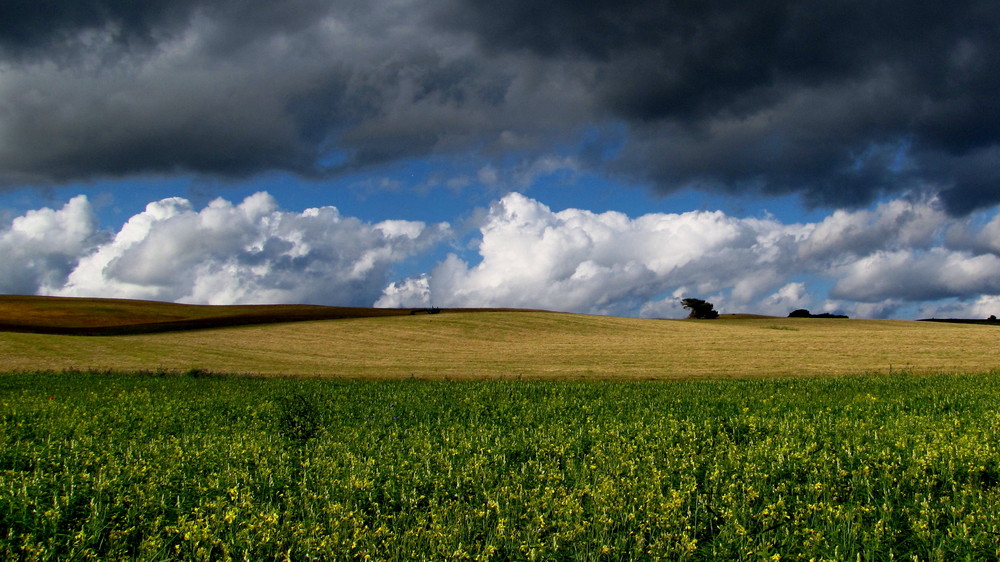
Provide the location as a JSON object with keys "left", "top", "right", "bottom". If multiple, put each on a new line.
{"left": 2, "top": 0, "right": 1000, "bottom": 319}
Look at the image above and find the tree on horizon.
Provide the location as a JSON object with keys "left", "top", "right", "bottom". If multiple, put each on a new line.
{"left": 681, "top": 298, "right": 719, "bottom": 319}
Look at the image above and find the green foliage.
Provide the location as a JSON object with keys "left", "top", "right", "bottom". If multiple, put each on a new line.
{"left": 2, "top": 371, "right": 1000, "bottom": 560}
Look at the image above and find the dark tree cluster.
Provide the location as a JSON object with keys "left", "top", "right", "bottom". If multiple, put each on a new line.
{"left": 788, "top": 309, "right": 848, "bottom": 319}
{"left": 681, "top": 298, "right": 719, "bottom": 319}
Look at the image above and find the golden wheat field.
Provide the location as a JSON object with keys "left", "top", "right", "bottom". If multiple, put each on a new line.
{"left": 1, "top": 296, "right": 998, "bottom": 378}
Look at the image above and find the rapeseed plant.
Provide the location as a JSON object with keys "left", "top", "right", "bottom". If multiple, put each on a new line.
{"left": 1, "top": 372, "right": 1000, "bottom": 559}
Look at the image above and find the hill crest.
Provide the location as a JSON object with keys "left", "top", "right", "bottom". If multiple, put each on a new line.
{"left": 0, "top": 295, "right": 537, "bottom": 336}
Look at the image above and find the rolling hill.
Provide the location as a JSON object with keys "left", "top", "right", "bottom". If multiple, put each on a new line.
{"left": 2, "top": 295, "right": 999, "bottom": 379}
{"left": 0, "top": 295, "right": 445, "bottom": 335}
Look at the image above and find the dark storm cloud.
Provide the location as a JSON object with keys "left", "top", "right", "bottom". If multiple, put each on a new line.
{"left": 0, "top": 0, "right": 330, "bottom": 55}
{"left": 2, "top": 0, "right": 1000, "bottom": 213}
{"left": 440, "top": 0, "right": 1000, "bottom": 213}
{"left": 0, "top": 1, "right": 188, "bottom": 52}
{"left": 0, "top": 0, "right": 569, "bottom": 186}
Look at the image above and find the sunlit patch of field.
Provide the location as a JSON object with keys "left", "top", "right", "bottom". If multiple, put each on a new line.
{"left": 2, "top": 304, "right": 999, "bottom": 378}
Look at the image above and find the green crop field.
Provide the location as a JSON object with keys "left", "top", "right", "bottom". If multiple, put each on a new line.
{"left": 3, "top": 296, "right": 1000, "bottom": 559}
{"left": 2, "top": 371, "right": 1000, "bottom": 560}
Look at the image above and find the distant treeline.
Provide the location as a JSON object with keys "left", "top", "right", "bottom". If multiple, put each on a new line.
{"left": 788, "top": 309, "right": 849, "bottom": 319}
{"left": 918, "top": 317, "right": 1000, "bottom": 326}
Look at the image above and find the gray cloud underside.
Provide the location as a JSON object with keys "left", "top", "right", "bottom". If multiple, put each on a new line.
{"left": 1, "top": 1, "right": 999, "bottom": 213}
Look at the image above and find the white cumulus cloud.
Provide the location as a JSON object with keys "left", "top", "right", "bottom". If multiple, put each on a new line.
{"left": 379, "top": 192, "right": 1000, "bottom": 318}
{"left": 24, "top": 192, "right": 450, "bottom": 305}
{"left": 380, "top": 193, "right": 810, "bottom": 316}
{"left": 0, "top": 195, "right": 102, "bottom": 294}
{"left": 6, "top": 190, "right": 1000, "bottom": 319}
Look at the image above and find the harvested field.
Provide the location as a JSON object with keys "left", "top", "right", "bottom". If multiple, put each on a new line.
{"left": 1, "top": 296, "right": 998, "bottom": 378}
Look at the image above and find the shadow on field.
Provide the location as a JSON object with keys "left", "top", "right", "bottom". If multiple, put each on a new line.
{"left": 0, "top": 295, "right": 536, "bottom": 336}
